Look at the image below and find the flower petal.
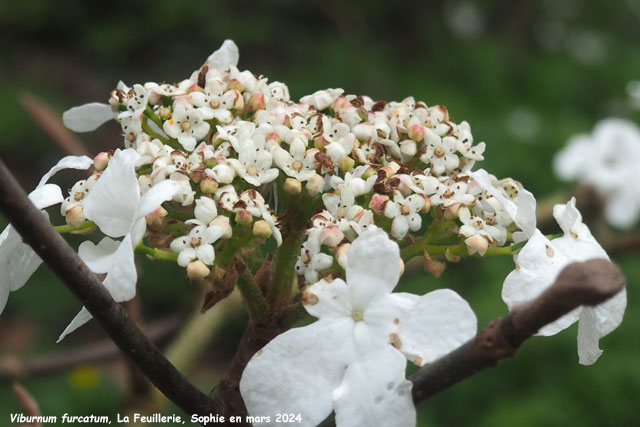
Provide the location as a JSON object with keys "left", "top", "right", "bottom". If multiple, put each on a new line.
{"left": 63, "top": 102, "right": 113, "bottom": 132}
{"left": 207, "top": 40, "right": 240, "bottom": 71}
{"left": 0, "top": 225, "right": 42, "bottom": 300}
{"left": 102, "top": 233, "right": 137, "bottom": 303}
{"left": 577, "top": 288, "right": 627, "bottom": 365}
{"left": 36, "top": 155, "right": 93, "bottom": 188}
{"left": 240, "top": 318, "right": 357, "bottom": 427}
{"left": 346, "top": 227, "right": 400, "bottom": 308}
{"left": 83, "top": 149, "right": 141, "bottom": 237}
{"left": 78, "top": 237, "right": 120, "bottom": 274}
{"left": 28, "top": 184, "right": 63, "bottom": 210}
{"left": 333, "top": 346, "right": 416, "bottom": 427}
{"left": 303, "top": 277, "right": 353, "bottom": 319}
{"left": 396, "top": 289, "right": 476, "bottom": 366}
{"left": 57, "top": 307, "right": 93, "bottom": 342}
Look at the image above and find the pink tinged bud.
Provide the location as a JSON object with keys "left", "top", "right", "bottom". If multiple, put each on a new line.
{"left": 200, "top": 177, "right": 219, "bottom": 194}
{"left": 422, "top": 196, "right": 432, "bottom": 213}
{"left": 332, "top": 96, "right": 351, "bottom": 111}
{"left": 306, "top": 174, "right": 324, "bottom": 197}
{"left": 369, "top": 194, "right": 389, "bottom": 214}
{"left": 145, "top": 206, "right": 168, "bottom": 227}
{"left": 408, "top": 124, "right": 425, "bottom": 142}
{"left": 227, "top": 79, "right": 245, "bottom": 92}
{"left": 464, "top": 235, "right": 489, "bottom": 256}
{"left": 320, "top": 226, "right": 344, "bottom": 247}
{"left": 284, "top": 177, "right": 302, "bottom": 196}
{"left": 246, "top": 92, "right": 266, "bottom": 112}
{"left": 252, "top": 219, "right": 272, "bottom": 239}
{"left": 235, "top": 209, "right": 253, "bottom": 225}
{"left": 187, "top": 260, "right": 211, "bottom": 280}
{"left": 444, "top": 204, "right": 461, "bottom": 219}
{"left": 222, "top": 90, "right": 244, "bottom": 110}
{"left": 93, "top": 152, "right": 111, "bottom": 171}
{"left": 265, "top": 132, "right": 281, "bottom": 144}
{"left": 338, "top": 156, "right": 355, "bottom": 173}
{"left": 65, "top": 205, "right": 85, "bottom": 228}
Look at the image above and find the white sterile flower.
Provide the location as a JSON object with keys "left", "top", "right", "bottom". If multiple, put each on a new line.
{"left": 0, "top": 156, "right": 93, "bottom": 313}
{"left": 163, "top": 103, "right": 210, "bottom": 151}
{"left": 204, "top": 39, "right": 240, "bottom": 72}
{"left": 63, "top": 102, "right": 114, "bottom": 132}
{"left": 553, "top": 119, "right": 640, "bottom": 229}
{"left": 58, "top": 149, "right": 181, "bottom": 341}
{"left": 384, "top": 191, "right": 427, "bottom": 240}
{"left": 240, "top": 227, "right": 477, "bottom": 427}
{"left": 300, "top": 88, "right": 344, "bottom": 111}
{"left": 189, "top": 79, "right": 234, "bottom": 124}
{"left": 503, "top": 198, "right": 626, "bottom": 365}
{"left": 229, "top": 138, "right": 279, "bottom": 186}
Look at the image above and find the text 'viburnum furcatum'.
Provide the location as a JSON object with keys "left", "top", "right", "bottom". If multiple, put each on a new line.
{"left": 0, "top": 40, "right": 627, "bottom": 426}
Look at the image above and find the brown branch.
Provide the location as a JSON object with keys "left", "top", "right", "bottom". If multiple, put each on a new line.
{"left": 13, "top": 383, "right": 42, "bottom": 427}
{"left": 410, "top": 258, "right": 626, "bottom": 403}
{"left": 0, "top": 158, "right": 222, "bottom": 418}
{"left": 19, "top": 93, "right": 90, "bottom": 157}
{"left": 0, "top": 314, "right": 182, "bottom": 382}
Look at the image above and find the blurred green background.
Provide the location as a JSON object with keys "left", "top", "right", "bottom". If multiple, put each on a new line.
{"left": 1, "top": 0, "right": 639, "bottom": 425}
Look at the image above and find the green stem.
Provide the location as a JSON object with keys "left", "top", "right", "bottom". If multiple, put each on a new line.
{"left": 135, "top": 244, "right": 178, "bottom": 262}
{"left": 54, "top": 221, "right": 95, "bottom": 233}
{"left": 163, "top": 202, "right": 192, "bottom": 221}
{"left": 268, "top": 228, "right": 304, "bottom": 310}
{"left": 144, "top": 106, "right": 164, "bottom": 129}
{"left": 236, "top": 259, "right": 268, "bottom": 324}
{"left": 215, "top": 226, "right": 254, "bottom": 267}
{"left": 141, "top": 117, "right": 181, "bottom": 149}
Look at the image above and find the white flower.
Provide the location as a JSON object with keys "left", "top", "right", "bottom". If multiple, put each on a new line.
{"left": 294, "top": 229, "right": 334, "bottom": 283}
{"left": 502, "top": 198, "right": 626, "bottom": 365}
{"left": 229, "top": 138, "right": 279, "bottom": 186}
{"left": 203, "top": 39, "right": 240, "bottom": 72}
{"left": 420, "top": 130, "right": 459, "bottom": 175}
{"left": 0, "top": 156, "right": 93, "bottom": 313}
{"left": 272, "top": 137, "right": 318, "bottom": 182}
{"left": 384, "top": 191, "right": 426, "bottom": 240}
{"left": 58, "top": 149, "right": 181, "bottom": 341}
{"left": 163, "top": 103, "right": 210, "bottom": 151}
{"left": 170, "top": 224, "right": 227, "bottom": 267}
{"left": 553, "top": 119, "right": 640, "bottom": 229}
{"left": 189, "top": 79, "right": 234, "bottom": 123}
{"left": 240, "top": 227, "right": 477, "bottom": 427}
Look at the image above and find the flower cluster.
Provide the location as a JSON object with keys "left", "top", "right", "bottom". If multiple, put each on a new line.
{"left": 0, "top": 39, "right": 628, "bottom": 427}
{"left": 554, "top": 118, "right": 640, "bottom": 229}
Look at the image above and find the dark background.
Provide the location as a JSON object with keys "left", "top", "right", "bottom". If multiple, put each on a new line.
{"left": 1, "top": 1, "right": 639, "bottom": 425}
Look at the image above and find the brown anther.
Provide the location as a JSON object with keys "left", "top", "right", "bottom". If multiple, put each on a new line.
{"left": 190, "top": 237, "right": 201, "bottom": 247}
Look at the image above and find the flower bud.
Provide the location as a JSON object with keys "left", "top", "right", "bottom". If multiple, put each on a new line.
{"left": 158, "top": 107, "right": 172, "bottom": 120}
{"left": 145, "top": 206, "right": 168, "bottom": 227}
{"left": 320, "top": 226, "right": 344, "bottom": 247}
{"left": 227, "top": 79, "right": 244, "bottom": 92}
{"left": 306, "top": 174, "right": 324, "bottom": 197}
{"left": 338, "top": 156, "right": 355, "bottom": 173}
{"left": 464, "top": 235, "right": 489, "bottom": 256}
{"left": 252, "top": 219, "right": 273, "bottom": 239}
{"left": 189, "top": 167, "right": 206, "bottom": 183}
{"left": 222, "top": 90, "right": 244, "bottom": 110}
{"left": 398, "top": 258, "right": 405, "bottom": 276}
{"left": 332, "top": 96, "right": 351, "bottom": 111}
{"left": 399, "top": 140, "right": 417, "bottom": 157}
{"left": 235, "top": 209, "right": 253, "bottom": 225}
{"left": 93, "top": 152, "right": 111, "bottom": 171}
{"left": 65, "top": 205, "right": 85, "bottom": 228}
{"left": 361, "top": 166, "right": 376, "bottom": 180}
{"left": 200, "top": 177, "right": 219, "bottom": 194}
{"left": 284, "top": 178, "right": 302, "bottom": 196}
{"left": 187, "top": 260, "right": 211, "bottom": 280}
{"left": 246, "top": 92, "right": 266, "bottom": 112}
{"left": 335, "top": 243, "right": 350, "bottom": 269}
{"left": 408, "top": 124, "right": 425, "bottom": 142}
{"left": 369, "top": 194, "right": 389, "bottom": 214}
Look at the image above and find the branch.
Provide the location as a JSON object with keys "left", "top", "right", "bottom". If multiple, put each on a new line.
{"left": 19, "top": 93, "right": 90, "bottom": 157}
{"left": 0, "top": 314, "right": 182, "bottom": 382}
{"left": 0, "top": 159, "right": 221, "bottom": 417}
{"left": 410, "top": 258, "right": 626, "bottom": 403}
